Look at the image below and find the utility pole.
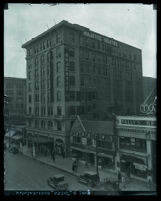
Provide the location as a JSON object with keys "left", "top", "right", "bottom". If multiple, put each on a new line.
{"left": 95, "top": 134, "right": 100, "bottom": 182}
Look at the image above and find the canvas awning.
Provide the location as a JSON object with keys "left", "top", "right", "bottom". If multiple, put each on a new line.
{"left": 35, "top": 136, "right": 52, "bottom": 144}
{"left": 120, "top": 154, "right": 145, "bottom": 164}
{"left": 71, "top": 146, "right": 95, "bottom": 154}
{"left": 98, "top": 152, "right": 113, "bottom": 159}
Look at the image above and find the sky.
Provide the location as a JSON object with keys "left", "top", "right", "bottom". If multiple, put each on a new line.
{"left": 4, "top": 3, "right": 157, "bottom": 78}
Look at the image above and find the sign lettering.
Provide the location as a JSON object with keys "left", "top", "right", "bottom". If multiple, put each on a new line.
{"left": 83, "top": 31, "right": 118, "bottom": 47}
{"left": 140, "top": 103, "right": 156, "bottom": 115}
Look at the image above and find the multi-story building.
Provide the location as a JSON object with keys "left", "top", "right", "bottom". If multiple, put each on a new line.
{"left": 4, "top": 77, "right": 26, "bottom": 125}
{"left": 70, "top": 115, "right": 115, "bottom": 170}
{"left": 22, "top": 20, "right": 143, "bottom": 157}
{"left": 142, "top": 76, "right": 156, "bottom": 103}
{"left": 116, "top": 115, "right": 156, "bottom": 183}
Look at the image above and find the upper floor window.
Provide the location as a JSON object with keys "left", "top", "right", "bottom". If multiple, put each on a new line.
{"left": 69, "top": 76, "right": 75, "bottom": 86}
{"left": 69, "top": 61, "right": 75, "bottom": 71}
{"left": 48, "top": 121, "right": 53, "bottom": 129}
{"left": 57, "top": 91, "right": 61, "bottom": 101}
{"left": 41, "top": 54, "right": 45, "bottom": 64}
{"left": 56, "top": 30, "right": 61, "bottom": 43}
{"left": 57, "top": 121, "right": 62, "bottom": 131}
{"left": 57, "top": 76, "right": 61, "bottom": 88}
{"left": 47, "top": 39, "right": 51, "bottom": 48}
{"left": 57, "top": 106, "right": 62, "bottom": 115}
{"left": 35, "top": 120, "right": 39, "bottom": 128}
{"left": 80, "top": 77, "right": 84, "bottom": 86}
{"left": 56, "top": 61, "right": 61, "bottom": 73}
{"left": 47, "top": 52, "right": 50, "bottom": 63}
{"left": 43, "top": 41, "right": 45, "bottom": 50}
{"left": 68, "top": 47, "right": 75, "bottom": 57}
{"left": 28, "top": 71, "right": 31, "bottom": 80}
{"left": 28, "top": 83, "right": 32, "bottom": 92}
{"left": 41, "top": 120, "right": 45, "bottom": 128}
{"left": 68, "top": 31, "right": 75, "bottom": 43}
{"left": 28, "top": 107, "right": 32, "bottom": 114}
{"left": 56, "top": 47, "right": 61, "bottom": 58}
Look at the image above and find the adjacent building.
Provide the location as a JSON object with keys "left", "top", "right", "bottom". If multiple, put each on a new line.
{"left": 70, "top": 115, "right": 116, "bottom": 170}
{"left": 4, "top": 77, "right": 26, "bottom": 125}
{"left": 116, "top": 115, "right": 156, "bottom": 183}
{"left": 22, "top": 20, "right": 143, "bottom": 157}
{"left": 142, "top": 76, "right": 156, "bottom": 103}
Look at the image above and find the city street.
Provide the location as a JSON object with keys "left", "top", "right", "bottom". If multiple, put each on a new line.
{"left": 4, "top": 151, "right": 94, "bottom": 191}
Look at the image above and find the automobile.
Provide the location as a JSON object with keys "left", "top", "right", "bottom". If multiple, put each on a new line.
{"left": 104, "top": 177, "right": 119, "bottom": 191}
{"left": 78, "top": 171, "right": 100, "bottom": 187}
{"left": 47, "top": 174, "right": 68, "bottom": 190}
{"left": 9, "top": 146, "right": 19, "bottom": 154}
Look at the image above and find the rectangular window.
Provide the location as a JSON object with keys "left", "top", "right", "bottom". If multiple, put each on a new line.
{"left": 69, "top": 61, "right": 75, "bottom": 71}
{"left": 68, "top": 31, "right": 75, "bottom": 43}
{"left": 29, "top": 107, "right": 32, "bottom": 114}
{"left": 56, "top": 61, "right": 61, "bottom": 73}
{"left": 81, "top": 77, "right": 84, "bottom": 86}
{"left": 68, "top": 48, "right": 75, "bottom": 57}
{"left": 57, "top": 91, "right": 61, "bottom": 101}
{"left": 69, "top": 106, "right": 76, "bottom": 115}
{"left": 69, "top": 91, "right": 75, "bottom": 101}
{"left": 57, "top": 106, "right": 62, "bottom": 116}
{"left": 28, "top": 83, "right": 32, "bottom": 92}
{"left": 28, "top": 95, "right": 32, "bottom": 103}
{"left": 56, "top": 47, "right": 61, "bottom": 58}
{"left": 57, "top": 121, "right": 62, "bottom": 131}
{"left": 28, "top": 71, "right": 31, "bottom": 80}
{"left": 57, "top": 76, "right": 61, "bottom": 88}
{"left": 56, "top": 31, "right": 61, "bottom": 43}
{"left": 69, "top": 76, "right": 75, "bottom": 86}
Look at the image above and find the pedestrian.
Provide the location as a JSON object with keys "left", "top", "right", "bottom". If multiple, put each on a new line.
{"left": 118, "top": 171, "right": 121, "bottom": 182}
{"left": 52, "top": 154, "right": 55, "bottom": 162}
{"left": 75, "top": 163, "right": 78, "bottom": 172}
{"left": 62, "top": 150, "right": 65, "bottom": 158}
{"left": 72, "top": 163, "right": 75, "bottom": 172}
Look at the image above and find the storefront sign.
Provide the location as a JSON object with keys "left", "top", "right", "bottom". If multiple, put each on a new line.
{"left": 120, "top": 119, "right": 156, "bottom": 127}
{"left": 83, "top": 31, "right": 118, "bottom": 47}
{"left": 140, "top": 102, "right": 157, "bottom": 115}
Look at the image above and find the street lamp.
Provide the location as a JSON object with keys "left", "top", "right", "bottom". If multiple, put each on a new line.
{"left": 95, "top": 133, "right": 100, "bottom": 182}
{"left": 4, "top": 95, "right": 11, "bottom": 148}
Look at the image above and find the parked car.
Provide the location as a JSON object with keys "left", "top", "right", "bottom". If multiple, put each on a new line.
{"left": 47, "top": 174, "right": 68, "bottom": 190}
{"left": 78, "top": 171, "right": 99, "bottom": 187}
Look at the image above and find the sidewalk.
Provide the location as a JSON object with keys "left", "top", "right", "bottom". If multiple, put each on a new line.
{"left": 22, "top": 146, "right": 117, "bottom": 182}
{"left": 21, "top": 147, "right": 153, "bottom": 192}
